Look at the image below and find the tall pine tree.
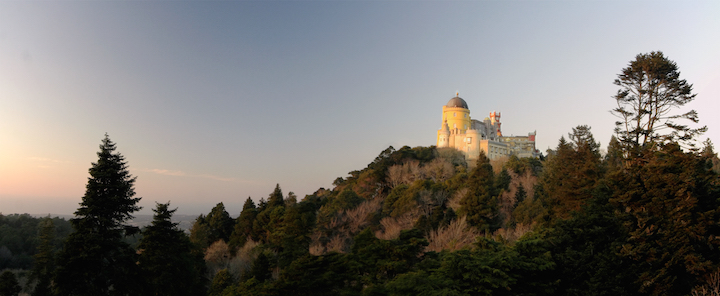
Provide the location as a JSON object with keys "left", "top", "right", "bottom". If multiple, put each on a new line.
{"left": 459, "top": 151, "right": 498, "bottom": 231}
{"left": 540, "top": 126, "right": 603, "bottom": 223}
{"left": 54, "top": 135, "right": 143, "bottom": 296}
{"left": 138, "top": 202, "right": 205, "bottom": 296}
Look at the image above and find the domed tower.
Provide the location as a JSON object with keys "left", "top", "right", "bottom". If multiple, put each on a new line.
{"left": 442, "top": 93, "right": 471, "bottom": 134}
{"left": 437, "top": 93, "right": 471, "bottom": 148}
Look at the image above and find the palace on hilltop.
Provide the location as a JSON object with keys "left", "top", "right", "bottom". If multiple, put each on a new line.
{"left": 436, "top": 93, "right": 539, "bottom": 161}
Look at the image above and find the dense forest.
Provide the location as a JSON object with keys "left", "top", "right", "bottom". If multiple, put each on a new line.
{"left": 2, "top": 51, "right": 720, "bottom": 296}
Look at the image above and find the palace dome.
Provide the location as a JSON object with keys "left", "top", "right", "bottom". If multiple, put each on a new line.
{"left": 446, "top": 96, "right": 468, "bottom": 109}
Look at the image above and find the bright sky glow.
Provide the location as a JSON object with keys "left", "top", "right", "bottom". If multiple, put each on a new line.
{"left": 1, "top": 1, "right": 719, "bottom": 216}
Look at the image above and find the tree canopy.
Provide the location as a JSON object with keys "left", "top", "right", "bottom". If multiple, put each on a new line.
{"left": 612, "top": 51, "right": 706, "bottom": 150}
{"left": 54, "top": 135, "right": 143, "bottom": 296}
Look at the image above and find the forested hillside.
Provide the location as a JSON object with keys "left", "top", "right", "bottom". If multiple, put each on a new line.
{"left": 2, "top": 51, "right": 720, "bottom": 296}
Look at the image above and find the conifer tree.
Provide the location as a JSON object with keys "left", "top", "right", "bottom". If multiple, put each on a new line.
{"left": 206, "top": 202, "right": 234, "bottom": 243}
{"left": 612, "top": 51, "right": 706, "bottom": 151}
{"left": 540, "top": 126, "right": 603, "bottom": 222}
{"left": 28, "top": 217, "right": 55, "bottom": 296}
{"left": 138, "top": 202, "right": 205, "bottom": 296}
{"left": 0, "top": 271, "right": 21, "bottom": 296}
{"left": 267, "top": 184, "right": 285, "bottom": 208}
{"left": 459, "top": 151, "right": 498, "bottom": 231}
{"left": 610, "top": 143, "right": 720, "bottom": 295}
{"left": 189, "top": 214, "right": 211, "bottom": 249}
{"left": 229, "top": 197, "right": 258, "bottom": 252}
{"left": 53, "top": 135, "right": 142, "bottom": 296}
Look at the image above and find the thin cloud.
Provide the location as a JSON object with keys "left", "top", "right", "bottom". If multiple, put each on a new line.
{"left": 140, "top": 168, "right": 254, "bottom": 184}
{"left": 197, "top": 174, "right": 236, "bottom": 182}
{"left": 147, "top": 169, "right": 186, "bottom": 176}
{"left": 28, "top": 157, "right": 70, "bottom": 163}
{"left": 28, "top": 157, "right": 70, "bottom": 169}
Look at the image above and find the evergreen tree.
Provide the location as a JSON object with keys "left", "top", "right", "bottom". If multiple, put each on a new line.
{"left": 612, "top": 51, "right": 706, "bottom": 151}
{"left": 28, "top": 217, "right": 55, "bottom": 296}
{"left": 610, "top": 143, "right": 720, "bottom": 295}
{"left": 549, "top": 181, "right": 638, "bottom": 296}
{"left": 53, "top": 135, "right": 143, "bottom": 296}
{"left": 252, "top": 185, "right": 288, "bottom": 244}
{"left": 540, "top": 126, "right": 603, "bottom": 223}
{"left": 459, "top": 151, "right": 498, "bottom": 231}
{"left": 189, "top": 214, "right": 211, "bottom": 250}
{"left": 604, "top": 135, "right": 624, "bottom": 173}
{"left": 205, "top": 202, "right": 234, "bottom": 243}
{"left": 138, "top": 202, "right": 205, "bottom": 296}
{"left": 267, "top": 184, "right": 285, "bottom": 208}
{"left": 229, "top": 197, "right": 258, "bottom": 252}
{"left": 207, "top": 269, "right": 232, "bottom": 296}
{"left": 190, "top": 202, "right": 234, "bottom": 249}
{"left": 0, "top": 271, "right": 21, "bottom": 296}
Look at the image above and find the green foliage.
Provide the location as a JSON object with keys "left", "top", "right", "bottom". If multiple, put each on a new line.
{"left": 383, "top": 180, "right": 438, "bottom": 218}
{"left": 540, "top": 126, "right": 603, "bottom": 223}
{"left": 495, "top": 168, "right": 512, "bottom": 191}
{"left": 351, "top": 228, "right": 428, "bottom": 286}
{"left": 35, "top": 128, "right": 720, "bottom": 296}
{"left": 549, "top": 182, "right": 638, "bottom": 296}
{"left": 379, "top": 234, "right": 556, "bottom": 296}
{"left": 274, "top": 253, "right": 361, "bottom": 296}
{"left": 337, "top": 145, "right": 439, "bottom": 199}
{"left": 54, "top": 135, "right": 143, "bottom": 296}
{"left": 28, "top": 218, "right": 55, "bottom": 296}
{"left": 189, "top": 214, "right": 211, "bottom": 249}
{"left": 208, "top": 269, "right": 233, "bottom": 296}
{"left": 253, "top": 185, "right": 289, "bottom": 244}
{"left": 274, "top": 200, "right": 316, "bottom": 267}
{"left": 0, "top": 214, "right": 71, "bottom": 270}
{"left": 318, "top": 189, "right": 364, "bottom": 225}
{"left": 512, "top": 189, "right": 545, "bottom": 226}
{"left": 190, "top": 202, "right": 234, "bottom": 250}
{"left": 505, "top": 155, "right": 542, "bottom": 176}
{"left": 610, "top": 143, "right": 720, "bottom": 295}
{"left": 459, "top": 152, "right": 499, "bottom": 231}
{"left": 0, "top": 271, "right": 21, "bottom": 296}
{"left": 267, "top": 184, "right": 285, "bottom": 208}
{"left": 612, "top": 51, "right": 706, "bottom": 150}
{"left": 248, "top": 252, "right": 272, "bottom": 282}
{"left": 207, "top": 202, "right": 235, "bottom": 243}
{"left": 229, "top": 197, "right": 258, "bottom": 252}
{"left": 415, "top": 203, "right": 456, "bottom": 233}
{"left": 138, "top": 202, "right": 205, "bottom": 296}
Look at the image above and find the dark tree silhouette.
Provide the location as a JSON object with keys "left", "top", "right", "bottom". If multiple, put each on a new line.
{"left": 54, "top": 135, "right": 142, "bottom": 296}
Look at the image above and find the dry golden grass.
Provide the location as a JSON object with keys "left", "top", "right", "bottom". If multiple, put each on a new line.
{"left": 425, "top": 216, "right": 480, "bottom": 252}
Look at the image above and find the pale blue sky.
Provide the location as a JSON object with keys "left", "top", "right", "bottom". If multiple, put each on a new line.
{"left": 1, "top": 1, "right": 718, "bottom": 216}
